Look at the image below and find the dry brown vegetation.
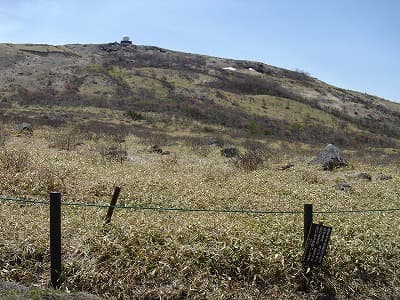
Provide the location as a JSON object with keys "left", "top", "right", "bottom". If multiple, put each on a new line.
{"left": 1, "top": 118, "right": 400, "bottom": 299}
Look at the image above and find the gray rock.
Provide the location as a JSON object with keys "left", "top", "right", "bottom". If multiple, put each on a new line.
{"left": 333, "top": 182, "right": 351, "bottom": 192}
{"left": 205, "top": 137, "right": 218, "bottom": 146}
{"left": 310, "top": 144, "right": 347, "bottom": 170}
{"left": 277, "top": 163, "right": 294, "bottom": 170}
{"left": 13, "top": 122, "right": 33, "bottom": 134}
{"left": 354, "top": 172, "right": 372, "bottom": 181}
{"left": 220, "top": 146, "right": 238, "bottom": 157}
{"left": 379, "top": 175, "right": 393, "bottom": 180}
{"left": 151, "top": 145, "right": 170, "bottom": 155}
{"left": 151, "top": 145, "right": 163, "bottom": 154}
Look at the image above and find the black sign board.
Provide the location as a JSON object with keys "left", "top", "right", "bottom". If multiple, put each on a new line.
{"left": 302, "top": 223, "right": 332, "bottom": 265}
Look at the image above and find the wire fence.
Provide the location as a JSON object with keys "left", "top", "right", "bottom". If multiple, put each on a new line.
{"left": 1, "top": 193, "right": 399, "bottom": 288}
{"left": 2, "top": 195, "right": 400, "bottom": 215}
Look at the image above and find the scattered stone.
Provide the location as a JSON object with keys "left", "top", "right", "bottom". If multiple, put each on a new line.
{"left": 100, "top": 43, "right": 120, "bottom": 53}
{"left": 333, "top": 182, "right": 351, "bottom": 192}
{"left": 346, "top": 172, "right": 372, "bottom": 181}
{"left": 151, "top": 145, "right": 170, "bottom": 155}
{"left": 151, "top": 145, "right": 163, "bottom": 154}
{"left": 354, "top": 172, "right": 372, "bottom": 181}
{"left": 310, "top": 144, "right": 347, "bottom": 170}
{"left": 379, "top": 175, "right": 393, "bottom": 181}
{"left": 220, "top": 146, "right": 238, "bottom": 158}
{"left": 13, "top": 122, "right": 33, "bottom": 134}
{"left": 277, "top": 163, "right": 294, "bottom": 170}
{"left": 205, "top": 137, "right": 218, "bottom": 146}
{"left": 103, "top": 146, "right": 127, "bottom": 160}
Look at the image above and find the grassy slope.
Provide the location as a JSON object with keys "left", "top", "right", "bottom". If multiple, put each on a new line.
{"left": 1, "top": 42, "right": 400, "bottom": 148}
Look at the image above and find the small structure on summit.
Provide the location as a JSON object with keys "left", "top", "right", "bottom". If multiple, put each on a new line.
{"left": 121, "top": 36, "right": 132, "bottom": 46}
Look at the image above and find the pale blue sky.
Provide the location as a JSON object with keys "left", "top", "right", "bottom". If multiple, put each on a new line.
{"left": 0, "top": 0, "right": 399, "bottom": 102}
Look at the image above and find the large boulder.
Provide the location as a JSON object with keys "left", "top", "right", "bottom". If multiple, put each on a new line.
{"left": 13, "top": 122, "right": 33, "bottom": 134}
{"left": 310, "top": 144, "right": 347, "bottom": 170}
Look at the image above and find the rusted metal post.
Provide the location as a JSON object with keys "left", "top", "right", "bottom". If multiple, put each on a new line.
{"left": 304, "top": 204, "right": 313, "bottom": 247}
{"left": 50, "top": 192, "right": 62, "bottom": 288}
{"left": 104, "top": 186, "right": 121, "bottom": 225}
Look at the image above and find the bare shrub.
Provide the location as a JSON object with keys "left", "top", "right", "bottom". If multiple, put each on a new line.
{"left": 160, "top": 154, "right": 178, "bottom": 169}
{"left": 74, "top": 121, "right": 130, "bottom": 142}
{"left": 96, "top": 140, "right": 127, "bottom": 162}
{"left": 235, "top": 151, "right": 264, "bottom": 172}
{"left": 37, "top": 166, "right": 66, "bottom": 193}
{"left": 0, "top": 148, "right": 29, "bottom": 172}
{"left": 140, "top": 133, "right": 169, "bottom": 147}
{"left": 0, "top": 126, "right": 6, "bottom": 147}
{"left": 188, "top": 137, "right": 213, "bottom": 157}
{"left": 48, "top": 129, "right": 83, "bottom": 151}
{"left": 192, "top": 145, "right": 211, "bottom": 157}
{"left": 301, "top": 169, "right": 324, "bottom": 184}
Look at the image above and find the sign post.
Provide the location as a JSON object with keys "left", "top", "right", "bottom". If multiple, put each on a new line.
{"left": 303, "top": 204, "right": 313, "bottom": 247}
{"left": 50, "top": 192, "right": 62, "bottom": 288}
{"left": 302, "top": 223, "right": 332, "bottom": 265}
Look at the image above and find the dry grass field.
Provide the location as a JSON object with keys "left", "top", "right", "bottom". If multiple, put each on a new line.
{"left": 2, "top": 42, "right": 400, "bottom": 299}
{"left": 1, "top": 120, "right": 400, "bottom": 299}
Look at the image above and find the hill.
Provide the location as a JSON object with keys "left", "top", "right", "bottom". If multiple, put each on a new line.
{"left": 1, "top": 42, "right": 400, "bottom": 148}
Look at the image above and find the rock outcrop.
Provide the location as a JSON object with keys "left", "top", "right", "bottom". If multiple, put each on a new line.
{"left": 13, "top": 122, "right": 33, "bottom": 134}
{"left": 310, "top": 144, "right": 347, "bottom": 170}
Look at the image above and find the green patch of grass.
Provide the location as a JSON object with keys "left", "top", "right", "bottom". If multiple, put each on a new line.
{"left": 84, "top": 64, "right": 105, "bottom": 74}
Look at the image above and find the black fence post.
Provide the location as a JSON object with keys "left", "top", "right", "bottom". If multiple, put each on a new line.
{"left": 50, "top": 192, "right": 62, "bottom": 288}
{"left": 104, "top": 186, "right": 121, "bottom": 225}
{"left": 304, "top": 204, "right": 313, "bottom": 247}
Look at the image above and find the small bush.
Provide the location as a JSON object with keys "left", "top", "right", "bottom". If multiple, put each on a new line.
{"left": 235, "top": 151, "right": 264, "bottom": 172}
{"left": 0, "top": 126, "right": 6, "bottom": 147}
{"left": 125, "top": 110, "right": 143, "bottom": 121}
{"left": 160, "top": 154, "right": 178, "bottom": 169}
{"left": 0, "top": 148, "right": 29, "bottom": 172}
{"left": 301, "top": 169, "right": 324, "bottom": 184}
{"left": 191, "top": 144, "right": 212, "bottom": 157}
{"left": 202, "top": 126, "right": 215, "bottom": 133}
{"left": 96, "top": 140, "right": 127, "bottom": 162}
{"left": 48, "top": 129, "right": 82, "bottom": 151}
{"left": 140, "top": 133, "right": 169, "bottom": 147}
{"left": 37, "top": 166, "right": 66, "bottom": 193}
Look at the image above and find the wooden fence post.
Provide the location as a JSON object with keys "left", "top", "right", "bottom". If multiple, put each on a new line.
{"left": 50, "top": 192, "right": 62, "bottom": 288}
{"left": 303, "top": 204, "right": 313, "bottom": 247}
{"left": 104, "top": 186, "right": 121, "bottom": 225}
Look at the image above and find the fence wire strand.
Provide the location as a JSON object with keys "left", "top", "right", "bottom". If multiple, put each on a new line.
{"left": 2, "top": 196, "right": 400, "bottom": 215}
